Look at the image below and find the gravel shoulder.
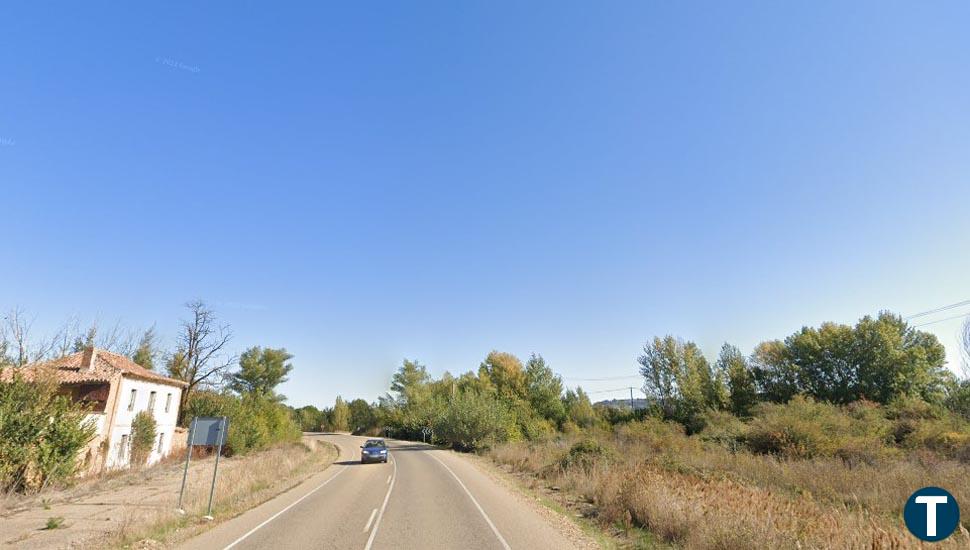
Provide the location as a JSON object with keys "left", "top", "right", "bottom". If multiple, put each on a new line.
{"left": 459, "top": 451, "right": 608, "bottom": 550}
{"left": 0, "top": 437, "right": 336, "bottom": 549}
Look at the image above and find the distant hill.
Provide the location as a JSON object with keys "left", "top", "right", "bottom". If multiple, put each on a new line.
{"left": 594, "top": 398, "right": 650, "bottom": 410}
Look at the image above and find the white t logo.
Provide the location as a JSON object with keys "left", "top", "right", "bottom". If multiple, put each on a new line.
{"left": 915, "top": 495, "right": 948, "bottom": 536}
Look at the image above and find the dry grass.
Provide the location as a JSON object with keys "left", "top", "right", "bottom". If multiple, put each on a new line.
{"left": 490, "top": 427, "right": 970, "bottom": 549}
{"left": 109, "top": 438, "right": 337, "bottom": 547}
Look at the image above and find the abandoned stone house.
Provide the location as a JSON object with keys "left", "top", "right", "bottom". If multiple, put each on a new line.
{"left": 7, "top": 348, "right": 187, "bottom": 473}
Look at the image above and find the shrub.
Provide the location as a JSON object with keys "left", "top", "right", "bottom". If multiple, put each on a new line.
{"left": 885, "top": 396, "right": 970, "bottom": 460}
{"left": 945, "top": 379, "right": 970, "bottom": 421}
{"left": 558, "top": 439, "right": 612, "bottom": 472}
{"left": 614, "top": 417, "right": 696, "bottom": 453}
{"left": 744, "top": 396, "right": 893, "bottom": 462}
{"left": 0, "top": 373, "right": 97, "bottom": 493}
{"left": 698, "top": 409, "right": 746, "bottom": 451}
{"left": 518, "top": 414, "right": 556, "bottom": 442}
{"left": 434, "top": 390, "right": 517, "bottom": 451}
{"left": 181, "top": 391, "right": 300, "bottom": 456}
{"left": 129, "top": 411, "right": 157, "bottom": 467}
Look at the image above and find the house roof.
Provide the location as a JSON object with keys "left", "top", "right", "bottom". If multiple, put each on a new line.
{"left": 3, "top": 348, "right": 188, "bottom": 388}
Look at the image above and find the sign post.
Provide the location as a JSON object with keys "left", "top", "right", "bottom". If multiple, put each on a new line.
{"left": 204, "top": 416, "right": 228, "bottom": 520}
{"left": 421, "top": 426, "right": 432, "bottom": 444}
{"left": 175, "top": 416, "right": 229, "bottom": 518}
{"left": 176, "top": 418, "right": 198, "bottom": 513}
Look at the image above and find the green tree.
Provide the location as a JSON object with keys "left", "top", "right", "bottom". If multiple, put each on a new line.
{"left": 0, "top": 373, "right": 97, "bottom": 492}
{"left": 129, "top": 411, "right": 157, "bottom": 467}
{"left": 524, "top": 353, "right": 566, "bottom": 424}
{"left": 348, "top": 398, "right": 376, "bottom": 434}
{"left": 182, "top": 390, "right": 300, "bottom": 456}
{"left": 752, "top": 313, "right": 950, "bottom": 405}
{"left": 638, "top": 336, "right": 724, "bottom": 430}
{"left": 563, "top": 387, "right": 598, "bottom": 428}
{"left": 331, "top": 396, "right": 350, "bottom": 432}
{"left": 230, "top": 347, "right": 294, "bottom": 401}
{"left": 293, "top": 405, "right": 323, "bottom": 431}
{"left": 716, "top": 343, "right": 758, "bottom": 417}
{"left": 131, "top": 326, "right": 158, "bottom": 370}
{"left": 72, "top": 325, "right": 97, "bottom": 353}
{"left": 478, "top": 351, "right": 527, "bottom": 401}
{"left": 434, "top": 390, "right": 517, "bottom": 451}
{"left": 750, "top": 339, "right": 798, "bottom": 403}
{"left": 389, "top": 359, "right": 431, "bottom": 406}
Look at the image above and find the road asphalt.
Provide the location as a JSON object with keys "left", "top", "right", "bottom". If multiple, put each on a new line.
{"left": 178, "top": 434, "right": 589, "bottom": 550}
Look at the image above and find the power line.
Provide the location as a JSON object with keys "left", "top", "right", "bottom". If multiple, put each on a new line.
{"left": 913, "top": 312, "right": 970, "bottom": 328}
{"left": 561, "top": 374, "right": 640, "bottom": 382}
{"left": 584, "top": 386, "right": 640, "bottom": 395}
{"left": 904, "top": 299, "right": 970, "bottom": 320}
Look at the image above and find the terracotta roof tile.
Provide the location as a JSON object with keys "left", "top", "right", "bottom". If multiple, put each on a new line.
{"left": 4, "top": 349, "right": 188, "bottom": 388}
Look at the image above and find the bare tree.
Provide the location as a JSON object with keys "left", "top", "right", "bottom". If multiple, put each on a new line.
{"left": 95, "top": 320, "right": 139, "bottom": 356}
{"left": 49, "top": 315, "right": 82, "bottom": 358}
{"left": 2, "top": 307, "right": 36, "bottom": 367}
{"left": 167, "top": 300, "right": 234, "bottom": 423}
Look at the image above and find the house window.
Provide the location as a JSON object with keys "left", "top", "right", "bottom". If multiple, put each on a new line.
{"left": 157, "top": 433, "right": 165, "bottom": 453}
{"left": 148, "top": 391, "right": 157, "bottom": 412}
{"left": 119, "top": 434, "right": 129, "bottom": 460}
{"left": 127, "top": 389, "right": 137, "bottom": 411}
{"left": 165, "top": 393, "right": 172, "bottom": 413}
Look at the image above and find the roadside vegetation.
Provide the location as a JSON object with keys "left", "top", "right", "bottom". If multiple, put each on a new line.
{"left": 108, "top": 438, "right": 336, "bottom": 548}
{"left": 0, "top": 301, "right": 302, "bottom": 495}
{"left": 324, "top": 312, "right": 970, "bottom": 548}
{"left": 0, "top": 374, "right": 97, "bottom": 493}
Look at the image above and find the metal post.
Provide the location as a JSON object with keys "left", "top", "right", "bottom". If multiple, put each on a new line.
{"left": 176, "top": 418, "right": 197, "bottom": 513}
{"left": 204, "top": 416, "right": 226, "bottom": 519}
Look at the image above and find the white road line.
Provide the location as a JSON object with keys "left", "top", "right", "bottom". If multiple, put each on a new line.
{"left": 363, "top": 508, "right": 378, "bottom": 533}
{"left": 386, "top": 474, "right": 391, "bottom": 485}
{"left": 428, "top": 452, "right": 511, "bottom": 550}
{"left": 363, "top": 456, "right": 397, "bottom": 550}
{"left": 223, "top": 466, "right": 347, "bottom": 550}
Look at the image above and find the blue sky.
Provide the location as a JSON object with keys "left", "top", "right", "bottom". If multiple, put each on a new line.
{"left": 2, "top": 2, "right": 969, "bottom": 407}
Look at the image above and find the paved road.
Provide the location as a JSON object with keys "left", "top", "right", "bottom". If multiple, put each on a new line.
{"left": 180, "top": 434, "right": 588, "bottom": 550}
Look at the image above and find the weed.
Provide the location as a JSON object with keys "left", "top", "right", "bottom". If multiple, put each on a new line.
{"left": 43, "top": 516, "right": 65, "bottom": 530}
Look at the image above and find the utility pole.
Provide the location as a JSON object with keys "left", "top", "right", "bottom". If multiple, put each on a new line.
{"left": 629, "top": 387, "right": 635, "bottom": 411}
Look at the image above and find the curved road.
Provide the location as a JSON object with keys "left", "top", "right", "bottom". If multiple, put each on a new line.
{"left": 179, "top": 434, "right": 589, "bottom": 550}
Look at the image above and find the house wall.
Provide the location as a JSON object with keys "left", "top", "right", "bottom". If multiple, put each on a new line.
{"left": 104, "top": 378, "right": 183, "bottom": 469}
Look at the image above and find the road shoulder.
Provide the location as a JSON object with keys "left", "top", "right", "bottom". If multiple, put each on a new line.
{"left": 428, "top": 446, "right": 603, "bottom": 550}
{"left": 0, "top": 437, "right": 337, "bottom": 550}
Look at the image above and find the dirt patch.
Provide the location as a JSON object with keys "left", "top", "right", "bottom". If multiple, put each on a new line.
{"left": 0, "top": 437, "right": 337, "bottom": 549}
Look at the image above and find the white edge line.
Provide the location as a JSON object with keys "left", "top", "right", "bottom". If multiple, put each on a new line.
{"left": 363, "top": 508, "right": 378, "bottom": 532}
{"left": 428, "top": 452, "right": 511, "bottom": 550}
{"left": 223, "top": 466, "right": 347, "bottom": 550}
{"left": 363, "top": 456, "right": 396, "bottom": 550}
{"left": 386, "top": 474, "right": 391, "bottom": 485}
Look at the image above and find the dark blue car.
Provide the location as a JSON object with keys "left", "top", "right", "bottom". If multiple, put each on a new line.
{"left": 360, "top": 439, "right": 388, "bottom": 464}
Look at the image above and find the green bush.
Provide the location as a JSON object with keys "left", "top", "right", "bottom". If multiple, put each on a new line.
{"left": 0, "top": 374, "right": 97, "bottom": 493}
{"left": 698, "top": 409, "right": 746, "bottom": 451}
{"left": 434, "top": 390, "right": 518, "bottom": 451}
{"left": 558, "top": 439, "right": 612, "bottom": 472}
{"left": 129, "top": 410, "right": 157, "bottom": 467}
{"left": 744, "top": 396, "right": 894, "bottom": 462}
{"left": 945, "top": 379, "right": 970, "bottom": 421}
{"left": 182, "top": 391, "right": 300, "bottom": 456}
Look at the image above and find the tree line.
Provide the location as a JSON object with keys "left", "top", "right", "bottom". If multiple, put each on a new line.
{"left": 307, "top": 311, "right": 970, "bottom": 452}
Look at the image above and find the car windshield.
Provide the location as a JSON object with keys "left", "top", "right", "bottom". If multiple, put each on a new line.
{"left": 364, "top": 440, "right": 385, "bottom": 448}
